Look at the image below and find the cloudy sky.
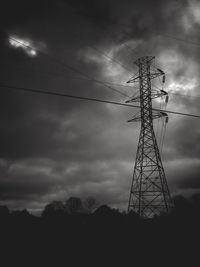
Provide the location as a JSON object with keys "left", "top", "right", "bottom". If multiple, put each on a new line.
{"left": 0, "top": 0, "right": 200, "bottom": 213}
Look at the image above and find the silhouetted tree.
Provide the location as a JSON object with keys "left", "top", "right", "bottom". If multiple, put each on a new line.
{"left": 173, "top": 195, "right": 191, "bottom": 211}
{"left": 65, "top": 197, "right": 85, "bottom": 214}
{"left": 190, "top": 193, "right": 200, "bottom": 219}
{"left": 42, "top": 201, "right": 65, "bottom": 217}
{"left": 192, "top": 193, "right": 200, "bottom": 207}
{"left": 10, "top": 209, "right": 33, "bottom": 222}
{"left": 0, "top": 205, "right": 9, "bottom": 217}
{"left": 84, "top": 196, "right": 99, "bottom": 214}
{"left": 94, "top": 205, "right": 120, "bottom": 216}
{"left": 127, "top": 209, "right": 140, "bottom": 219}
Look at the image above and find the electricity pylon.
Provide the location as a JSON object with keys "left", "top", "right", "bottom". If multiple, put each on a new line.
{"left": 127, "top": 56, "right": 172, "bottom": 218}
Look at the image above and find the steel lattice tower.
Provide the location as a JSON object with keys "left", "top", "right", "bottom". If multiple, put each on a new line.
{"left": 127, "top": 56, "right": 172, "bottom": 218}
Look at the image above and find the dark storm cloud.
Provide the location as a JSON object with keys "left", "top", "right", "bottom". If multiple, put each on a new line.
{"left": 176, "top": 164, "right": 200, "bottom": 190}
{"left": 0, "top": 159, "right": 56, "bottom": 200}
{"left": 0, "top": 0, "right": 200, "bottom": 212}
{"left": 0, "top": 0, "right": 55, "bottom": 28}
{"left": 165, "top": 118, "right": 200, "bottom": 159}
{"left": 165, "top": 158, "right": 200, "bottom": 192}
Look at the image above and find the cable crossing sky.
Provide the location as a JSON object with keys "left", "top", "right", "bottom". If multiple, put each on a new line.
{"left": 1, "top": 83, "right": 200, "bottom": 119}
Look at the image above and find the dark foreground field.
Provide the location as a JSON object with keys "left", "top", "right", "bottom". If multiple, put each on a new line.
{"left": 0, "top": 195, "right": 200, "bottom": 266}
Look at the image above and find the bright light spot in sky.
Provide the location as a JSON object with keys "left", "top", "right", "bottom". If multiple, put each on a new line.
{"left": 9, "top": 35, "right": 37, "bottom": 57}
{"left": 30, "top": 50, "right": 37, "bottom": 56}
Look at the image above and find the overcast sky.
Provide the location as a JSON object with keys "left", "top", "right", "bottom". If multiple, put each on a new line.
{"left": 0, "top": 0, "right": 200, "bottom": 213}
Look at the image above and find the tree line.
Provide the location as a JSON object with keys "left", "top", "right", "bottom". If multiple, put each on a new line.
{"left": 1, "top": 193, "right": 200, "bottom": 221}
{"left": 1, "top": 194, "right": 200, "bottom": 264}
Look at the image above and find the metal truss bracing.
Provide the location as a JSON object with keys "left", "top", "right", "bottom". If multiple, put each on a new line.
{"left": 127, "top": 56, "right": 172, "bottom": 218}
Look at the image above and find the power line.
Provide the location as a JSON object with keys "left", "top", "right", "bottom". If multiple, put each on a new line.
{"left": 89, "top": 45, "right": 133, "bottom": 74}
{"left": 150, "top": 30, "right": 200, "bottom": 48}
{"left": 69, "top": 11, "right": 152, "bottom": 59}
{"left": 47, "top": 20, "right": 135, "bottom": 74}
{"left": 152, "top": 83, "right": 200, "bottom": 101}
{"left": 13, "top": 33, "right": 200, "bottom": 101}
{"left": 0, "top": 62, "right": 134, "bottom": 89}
{"left": 0, "top": 83, "right": 139, "bottom": 107}
{"left": 160, "top": 121, "right": 167, "bottom": 156}
{"left": 168, "top": 91, "right": 200, "bottom": 99}
{"left": 8, "top": 36, "right": 129, "bottom": 98}
{"left": 78, "top": 13, "right": 200, "bottom": 51}
{"left": 74, "top": 13, "right": 140, "bottom": 55}
{"left": 1, "top": 83, "right": 200, "bottom": 118}
{"left": 68, "top": 10, "right": 200, "bottom": 63}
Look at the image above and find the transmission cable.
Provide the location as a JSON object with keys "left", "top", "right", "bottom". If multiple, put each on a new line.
{"left": 1, "top": 61, "right": 135, "bottom": 90}
{"left": 1, "top": 83, "right": 200, "bottom": 118}
{"left": 75, "top": 13, "right": 141, "bottom": 55}
{"left": 149, "top": 29, "right": 200, "bottom": 48}
{"left": 8, "top": 36, "right": 129, "bottom": 98}
{"left": 72, "top": 11, "right": 200, "bottom": 60}
{"left": 88, "top": 44, "right": 133, "bottom": 74}
{"left": 168, "top": 91, "right": 200, "bottom": 99}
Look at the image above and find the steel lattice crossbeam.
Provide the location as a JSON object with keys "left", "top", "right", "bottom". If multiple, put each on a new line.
{"left": 127, "top": 56, "right": 172, "bottom": 218}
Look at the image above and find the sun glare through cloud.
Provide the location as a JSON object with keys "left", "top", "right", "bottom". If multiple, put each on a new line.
{"left": 9, "top": 35, "right": 37, "bottom": 57}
